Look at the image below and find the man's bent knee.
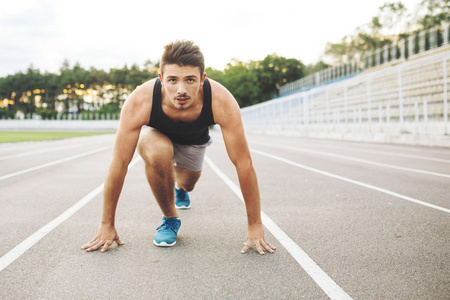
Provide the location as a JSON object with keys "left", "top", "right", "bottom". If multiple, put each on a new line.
{"left": 138, "top": 127, "right": 174, "bottom": 165}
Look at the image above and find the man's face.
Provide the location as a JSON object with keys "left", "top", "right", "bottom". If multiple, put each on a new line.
{"left": 159, "top": 64, "right": 206, "bottom": 111}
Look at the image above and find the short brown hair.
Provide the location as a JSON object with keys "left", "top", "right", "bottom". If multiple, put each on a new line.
{"left": 160, "top": 40, "right": 205, "bottom": 76}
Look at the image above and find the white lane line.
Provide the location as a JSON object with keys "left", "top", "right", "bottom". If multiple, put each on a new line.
{"left": 251, "top": 141, "right": 450, "bottom": 179}
{"left": 322, "top": 146, "right": 450, "bottom": 164}
{"left": 0, "top": 146, "right": 113, "bottom": 181}
{"left": 250, "top": 149, "right": 450, "bottom": 214}
{"left": 0, "top": 144, "right": 83, "bottom": 161}
{"left": 255, "top": 139, "right": 450, "bottom": 164}
{"left": 205, "top": 156, "right": 353, "bottom": 300}
{"left": 0, "top": 156, "right": 141, "bottom": 273}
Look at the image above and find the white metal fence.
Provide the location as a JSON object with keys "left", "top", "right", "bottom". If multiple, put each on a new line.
{"left": 279, "top": 23, "right": 450, "bottom": 97}
{"left": 241, "top": 48, "right": 450, "bottom": 147}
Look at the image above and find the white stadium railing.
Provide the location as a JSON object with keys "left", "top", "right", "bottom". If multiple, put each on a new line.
{"left": 241, "top": 47, "right": 450, "bottom": 147}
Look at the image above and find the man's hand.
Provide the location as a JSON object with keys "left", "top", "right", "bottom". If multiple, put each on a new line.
{"left": 81, "top": 224, "right": 125, "bottom": 252}
{"left": 241, "top": 223, "right": 276, "bottom": 255}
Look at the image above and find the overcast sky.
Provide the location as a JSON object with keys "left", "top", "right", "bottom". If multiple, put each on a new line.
{"left": 0, "top": 0, "right": 423, "bottom": 77}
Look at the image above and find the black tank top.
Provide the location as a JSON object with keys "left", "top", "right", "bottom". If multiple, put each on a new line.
{"left": 147, "top": 78, "right": 215, "bottom": 145}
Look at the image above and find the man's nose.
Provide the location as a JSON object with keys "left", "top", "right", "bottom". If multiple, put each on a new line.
{"left": 177, "top": 83, "right": 187, "bottom": 94}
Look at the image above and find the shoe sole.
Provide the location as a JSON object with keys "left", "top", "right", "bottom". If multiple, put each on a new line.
{"left": 153, "top": 240, "right": 177, "bottom": 247}
{"left": 175, "top": 205, "right": 191, "bottom": 209}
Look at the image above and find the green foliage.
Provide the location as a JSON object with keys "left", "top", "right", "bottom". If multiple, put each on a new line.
{"left": 306, "top": 61, "right": 331, "bottom": 75}
{"left": 36, "top": 108, "right": 58, "bottom": 120}
{"left": 89, "top": 67, "right": 108, "bottom": 86}
{"left": 96, "top": 103, "right": 121, "bottom": 115}
{"left": 371, "top": 2, "right": 407, "bottom": 35}
{"left": 218, "top": 55, "right": 305, "bottom": 107}
{"left": 324, "top": 0, "right": 448, "bottom": 64}
{"left": 417, "top": 0, "right": 450, "bottom": 30}
{"left": 224, "top": 59, "right": 262, "bottom": 107}
{"left": 0, "top": 107, "right": 15, "bottom": 119}
{"left": 254, "top": 55, "right": 305, "bottom": 101}
{"left": 205, "top": 67, "right": 226, "bottom": 83}
{"left": 0, "top": 59, "right": 159, "bottom": 118}
{"left": 324, "top": 1, "right": 407, "bottom": 64}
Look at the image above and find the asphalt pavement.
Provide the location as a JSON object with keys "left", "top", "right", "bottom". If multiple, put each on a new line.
{"left": 0, "top": 129, "right": 449, "bottom": 299}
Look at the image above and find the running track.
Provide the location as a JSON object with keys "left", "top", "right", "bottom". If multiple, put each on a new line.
{"left": 0, "top": 130, "right": 449, "bottom": 299}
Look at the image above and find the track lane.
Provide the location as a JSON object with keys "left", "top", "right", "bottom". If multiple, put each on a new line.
{"left": 209, "top": 131, "right": 450, "bottom": 299}
{"left": 236, "top": 135, "right": 450, "bottom": 210}
{"left": 0, "top": 131, "right": 448, "bottom": 299}
{"left": 0, "top": 134, "right": 116, "bottom": 176}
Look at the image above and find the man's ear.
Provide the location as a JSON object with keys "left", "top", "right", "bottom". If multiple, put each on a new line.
{"left": 158, "top": 73, "right": 163, "bottom": 85}
{"left": 201, "top": 72, "right": 207, "bottom": 85}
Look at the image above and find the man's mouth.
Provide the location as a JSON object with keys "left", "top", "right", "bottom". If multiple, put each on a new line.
{"left": 176, "top": 96, "right": 189, "bottom": 104}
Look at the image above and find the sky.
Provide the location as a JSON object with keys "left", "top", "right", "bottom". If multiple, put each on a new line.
{"left": 0, "top": 0, "right": 424, "bottom": 77}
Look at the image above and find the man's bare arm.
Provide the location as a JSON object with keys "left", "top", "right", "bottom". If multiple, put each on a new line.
{"left": 211, "top": 80, "right": 276, "bottom": 255}
{"left": 82, "top": 80, "right": 154, "bottom": 252}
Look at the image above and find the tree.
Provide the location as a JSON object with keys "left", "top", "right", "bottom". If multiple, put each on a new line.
{"left": 305, "top": 61, "right": 331, "bottom": 76}
{"left": 126, "top": 64, "right": 155, "bottom": 89}
{"left": 205, "top": 66, "right": 226, "bottom": 84}
{"left": 42, "top": 72, "right": 60, "bottom": 112}
{"left": 323, "top": 0, "right": 449, "bottom": 64}
{"left": 21, "top": 66, "right": 46, "bottom": 117}
{"left": 0, "top": 54, "right": 306, "bottom": 114}
{"left": 415, "top": 0, "right": 450, "bottom": 30}
{"left": 371, "top": 2, "right": 408, "bottom": 38}
{"left": 325, "top": 36, "right": 359, "bottom": 64}
{"left": 224, "top": 59, "right": 261, "bottom": 107}
{"left": 58, "top": 61, "right": 90, "bottom": 115}
{"left": 72, "top": 63, "right": 90, "bottom": 114}
{"left": 324, "top": 1, "right": 408, "bottom": 64}
{"left": 253, "top": 54, "right": 305, "bottom": 101}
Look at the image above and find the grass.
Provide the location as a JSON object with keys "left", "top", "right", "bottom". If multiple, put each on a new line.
{"left": 0, "top": 131, "right": 114, "bottom": 143}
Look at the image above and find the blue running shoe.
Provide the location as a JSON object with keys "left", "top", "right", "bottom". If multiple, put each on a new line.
{"left": 175, "top": 187, "right": 191, "bottom": 209}
{"left": 153, "top": 217, "right": 181, "bottom": 247}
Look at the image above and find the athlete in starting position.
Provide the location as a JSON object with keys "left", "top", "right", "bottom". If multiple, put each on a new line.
{"left": 82, "top": 40, "right": 276, "bottom": 255}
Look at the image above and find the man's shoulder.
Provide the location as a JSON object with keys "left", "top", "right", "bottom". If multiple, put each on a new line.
{"left": 124, "top": 78, "right": 157, "bottom": 108}
{"left": 119, "top": 79, "right": 157, "bottom": 127}
{"left": 208, "top": 79, "right": 240, "bottom": 125}
{"left": 134, "top": 78, "right": 157, "bottom": 99}
{"left": 208, "top": 79, "right": 233, "bottom": 102}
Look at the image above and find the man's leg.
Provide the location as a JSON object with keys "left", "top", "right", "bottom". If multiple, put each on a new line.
{"left": 137, "top": 127, "right": 178, "bottom": 219}
{"left": 174, "top": 166, "right": 201, "bottom": 192}
{"left": 173, "top": 166, "right": 201, "bottom": 209}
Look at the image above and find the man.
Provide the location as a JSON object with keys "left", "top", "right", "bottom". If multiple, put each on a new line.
{"left": 82, "top": 40, "right": 276, "bottom": 255}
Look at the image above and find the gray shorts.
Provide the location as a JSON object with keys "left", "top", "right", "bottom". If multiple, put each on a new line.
{"left": 173, "top": 138, "right": 213, "bottom": 172}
